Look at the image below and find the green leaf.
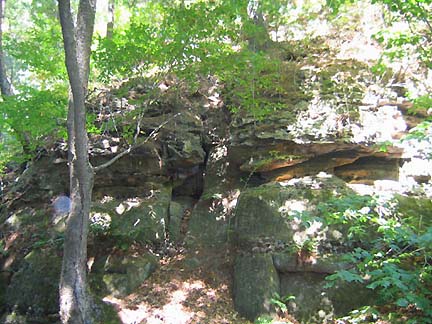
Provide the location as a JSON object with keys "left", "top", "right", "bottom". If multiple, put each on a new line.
{"left": 334, "top": 269, "right": 364, "bottom": 283}
{"left": 396, "top": 298, "right": 409, "bottom": 307}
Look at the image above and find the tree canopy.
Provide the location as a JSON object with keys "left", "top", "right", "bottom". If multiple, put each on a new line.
{"left": 0, "top": 0, "right": 431, "bottom": 171}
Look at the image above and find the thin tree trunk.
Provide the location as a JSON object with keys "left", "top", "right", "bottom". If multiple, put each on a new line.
{"left": 57, "top": 0, "right": 96, "bottom": 323}
{"left": 57, "top": 1, "right": 179, "bottom": 322}
{"left": 246, "top": 0, "right": 270, "bottom": 52}
{"left": 0, "top": 0, "right": 12, "bottom": 97}
{"left": 106, "top": 0, "right": 114, "bottom": 39}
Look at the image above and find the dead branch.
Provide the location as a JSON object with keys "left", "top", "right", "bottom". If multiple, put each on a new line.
{"left": 92, "top": 112, "right": 181, "bottom": 172}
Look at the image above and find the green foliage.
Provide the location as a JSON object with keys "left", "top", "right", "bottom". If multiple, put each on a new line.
{"left": 92, "top": 21, "right": 160, "bottom": 82}
{"left": 269, "top": 151, "right": 303, "bottom": 162}
{"left": 89, "top": 212, "right": 112, "bottom": 235}
{"left": 327, "top": 268, "right": 365, "bottom": 283}
{"left": 254, "top": 317, "right": 296, "bottom": 324}
{"left": 322, "top": 194, "right": 432, "bottom": 322}
{"left": 93, "top": 0, "right": 301, "bottom": 119}
{"left": 254, "top": 316, "right": 276, "bottom": 324}
{"left": 328, "top": 0, "right": 432, "bottom": 67}
{"left": 0, "top": 1, "right": 68, "bottom": 169}
{"left": 4, "top": 0, "right": 67, "bottom": 85}
{"left": 86, "top": 113, "right": 101, "bottom": 135}
{"left": 411, "top": 95, "right": 432, "bottom": 114}
{"left": 270, "top": 292, "right": 296, "bottom": 315}
{"left": 296, "top": 237, "right": 318, "bottom": 254}
{"left": 254, "top": 317, "right": 272, "bottom": 324}
{"left": 32, "top": 234, "right": 64, "bottom": 250}
{"left": 373, "top": 140, "right": 393, "bottom": 153}
{"left": 317, "top": 194, "right": 373, "bottom": 223}
{"left": 0, "top": 134, "right": 21, "bottom": 171}
{"left": 337, "top": 306, "right": 381, "bottom": 323}
{"left": 0, "top": 87, "right": 68, "bottom": 167}
{"left": 376, "top": 0, "right": 432, "bottom": 25}
{"left": 373, "top": 29, "right": 432, "bottom": 68}
{"left": 255, "top": 293, "right": 297, "bottom": 324}
{"left": 403, "top": 121, "right": 432, "bottom": 159}
{"left": 326, "top": 0, "right": 355, "bottom": 14}
{"left": 403, "top": 93, "right": 432, "bottom": 152}
{"left": 93, "top": 0, "right": 238, "bottom": 82}
{"left": 220, "top": 51, "right": 302, "bottom": 118}
{"left": 404, "top": 120, "right": 432, "bottom": 141}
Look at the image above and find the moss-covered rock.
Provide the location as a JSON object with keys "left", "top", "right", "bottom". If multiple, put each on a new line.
{"left": 186, "top": 143, "right": 241, "bottom": 248}
{"left": 91, "top": 298, "right": 122, "bottom": 324}
{"left": 233, "top": 254, "right": 280, "bottom": 321}
{"left": 272, "top": 253, "right": 349, "bottom": 274}
{"left": 168, "top": 197, "right": 195, "bottom": 242}
{"left": 90, "top": 185, "right": 172, "bottom": 245}
{"left": 186, "top": 198, "right": 232, "bottom": 248}
{"left": 280, "top": 272, "right": 375, "bottom": 323}
{"left": 5, "top": 249, "right": 61, "bottom": 316}
{"left": 232, "top": 175, "right": 379, "bottom": 320}
{"left": 234, "top": 175, "right": 353, "bottom": 246}
{"left": 91, "top": 253, "right": 159, "bottom": 298}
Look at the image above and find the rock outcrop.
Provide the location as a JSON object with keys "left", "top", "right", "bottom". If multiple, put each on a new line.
{"left": 231, "top": 176, "right": 377, "bottom": 322}
{"left": 1, "top": 55, "right": 430, "bottom": 323}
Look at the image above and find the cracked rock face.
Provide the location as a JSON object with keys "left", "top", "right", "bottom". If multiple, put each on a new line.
{"left": 231, "top": 175, "right": 378, "bottom": 321}
{"left": 2, "top": 61, "right": 431, "bottom": 322}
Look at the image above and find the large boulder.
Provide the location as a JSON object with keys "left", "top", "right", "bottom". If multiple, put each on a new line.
{"left": 5, "top": 249, "right": 61, "bottom": 317}
{"left": 91, "top": 253, "right": 159, "bottom": 298}
{"left": 232, "top": 175, "right": 377, "bottom": 321}
{"left": 90, "top": 184, "right": 172, "bottom": 245}
{"left": 186, "top": 143, "right": 241, "bottom": 248}
{"left": 168, "top": 196, "right": 195, "bottom": 242}
{"left": 276, "top": 253, "right": 375, "bottom": 323}
{"left": 234, "top": 174, "right": 353, "bottom": 246}
{"left": 279, "top": 272, "right": 374, "bottom": 323}
{"left": 233, "top": 254, "right": 280, "bottom": 321}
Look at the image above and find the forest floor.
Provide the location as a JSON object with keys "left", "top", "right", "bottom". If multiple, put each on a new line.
{"left": 102, "top": 248, "right": 257, "bottom": 324}
{"left": 100, "top": 244, "right": 394, "bottom": 324}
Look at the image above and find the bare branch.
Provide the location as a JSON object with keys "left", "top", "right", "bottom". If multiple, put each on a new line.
{"left": 415, "top": 1, "right": 432, "bottom": 33}
{"left": 93, "top": 112, "right": 181, "bottom": 172}
{"left": 133, "top": 109, "right": 145, "bottom": 144}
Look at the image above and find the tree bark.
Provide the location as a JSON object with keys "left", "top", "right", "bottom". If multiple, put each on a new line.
{"left": 0, "top": 0, "right": 12, "bottom": 97}
{"left": 57, "top": 0, "right": 96, "bottom": 323}
{"left": 57, "top": 1, "right": 180, "bottom": 322}
{"left": 106, "top": 0, "right": 114, "bottom": 39}
{"left": 246, "top": 0, "right": 271, "bottom": 52}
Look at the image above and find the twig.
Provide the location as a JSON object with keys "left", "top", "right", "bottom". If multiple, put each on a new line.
{"left": 93, "top": 112, "right": 181, "bottom": 172}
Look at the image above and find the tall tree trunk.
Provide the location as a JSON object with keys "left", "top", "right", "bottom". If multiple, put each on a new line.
{"left": 57, "top": 0, "right": 96, "bottom": 323}
{"left": 0, "top": 0, "right": 12, "bottom": 97}
{"left": 106, "top": 0, "right": 114, "bottom": 39}
{"left": 246, "top": 0, "right": 271, "bottom": 52}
